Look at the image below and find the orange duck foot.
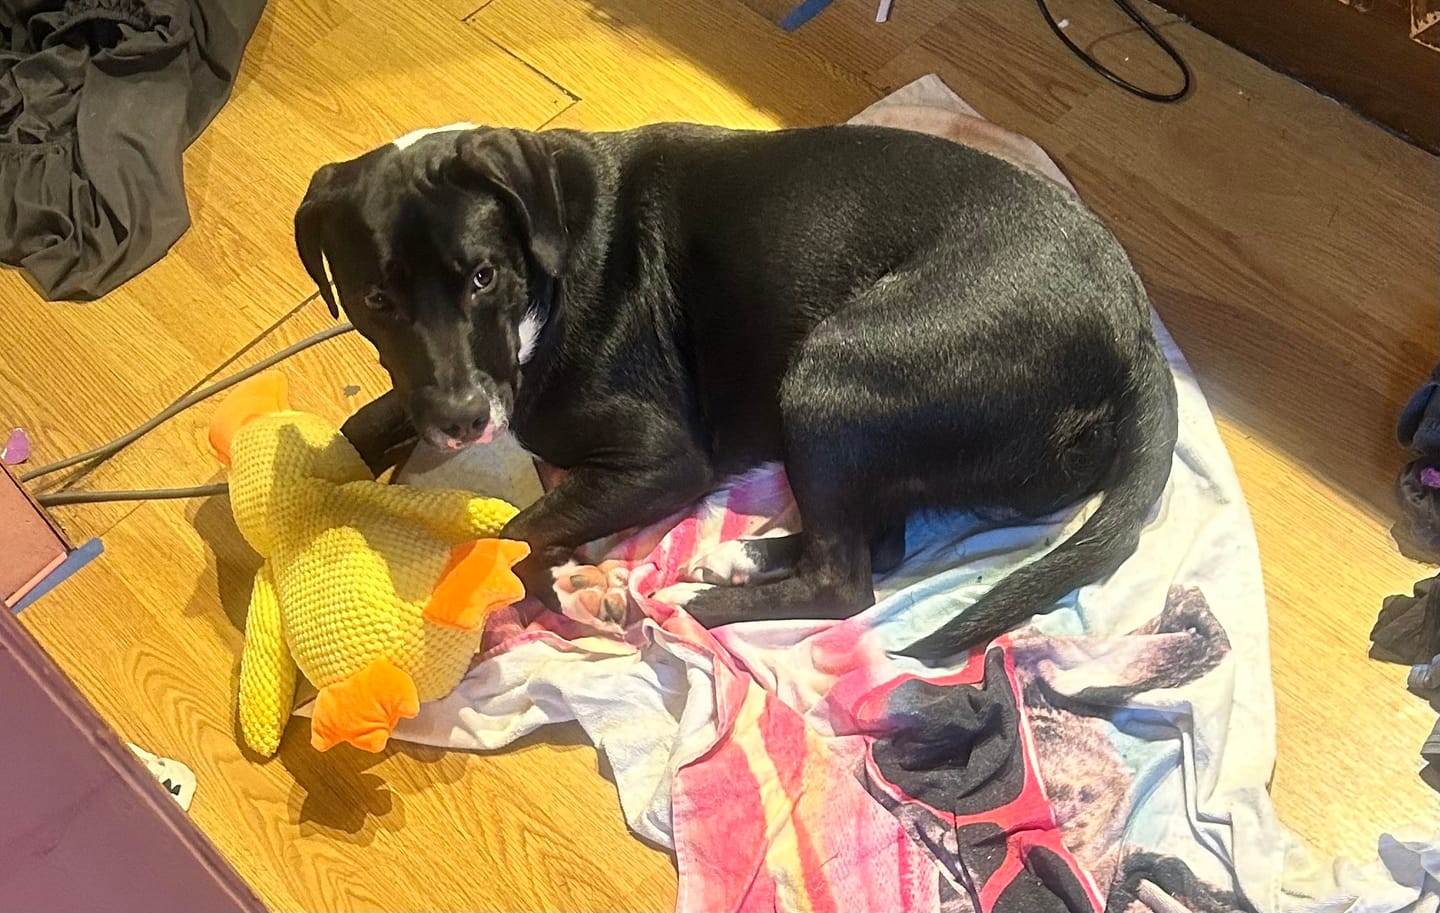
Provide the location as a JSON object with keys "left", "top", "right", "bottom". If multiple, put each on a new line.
{"left": 310, "top": 658, "right": 420, "bottom": 753}
{"left": 424, "top": 539, "right": 531, "bottom": 631}
{"left": 209, "top": 372, "right": 291, "bottom": 466}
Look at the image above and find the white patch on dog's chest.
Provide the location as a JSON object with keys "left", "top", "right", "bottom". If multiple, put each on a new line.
{"left": 392, "top": 122, "right": 477, "bottom": 150}
{"left": 517, "top": 311, "right": 543, "bottom": 364}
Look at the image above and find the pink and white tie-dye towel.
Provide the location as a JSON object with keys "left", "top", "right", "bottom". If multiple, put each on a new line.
{"left": 317, "top": 77, "right": 1438, "bottom": 913}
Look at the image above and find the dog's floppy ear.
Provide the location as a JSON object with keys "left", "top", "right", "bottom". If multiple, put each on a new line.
{"left": 448, "top": 130, "right": 568, "bottom": 279}
{"left": 294, "top": 164, "right": 343, "bottom": 318}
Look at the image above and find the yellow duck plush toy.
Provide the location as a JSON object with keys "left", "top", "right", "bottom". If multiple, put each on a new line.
{"left": 209, "top": 371, "right": 529, "bottom": 757}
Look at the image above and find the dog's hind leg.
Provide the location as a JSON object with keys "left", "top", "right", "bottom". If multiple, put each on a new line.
{"left": 682, "top": 346, "right": 886, "bottom": 627}
{"left": 681, "top": 494, "right": 875, "bottom": 627}
{"left": 870, "top": 521, "right": 907, "bottom": 574}
{"left": 690, "top": 516, "right": 903, "bottom": 598}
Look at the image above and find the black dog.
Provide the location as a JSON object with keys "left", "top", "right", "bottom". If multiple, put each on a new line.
{"left": 294, "top": 123, "right": 1178, "bottom": 660}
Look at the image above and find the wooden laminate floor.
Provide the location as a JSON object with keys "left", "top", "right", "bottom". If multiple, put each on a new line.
{"left": 3, "top": 0, "right": 1436, "bottom": 908}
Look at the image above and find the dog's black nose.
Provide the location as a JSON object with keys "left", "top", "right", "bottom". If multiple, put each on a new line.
{"left": 419, "top": 389, "right": 490, "bottom": 448}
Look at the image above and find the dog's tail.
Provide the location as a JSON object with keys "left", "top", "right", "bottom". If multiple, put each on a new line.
{"left": 898, "top": 341, "right": 1178, "bottom": 662}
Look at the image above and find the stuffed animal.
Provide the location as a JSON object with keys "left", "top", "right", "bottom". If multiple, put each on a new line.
{"left": 209, "top": 372, "right": 529, "bottom": 756}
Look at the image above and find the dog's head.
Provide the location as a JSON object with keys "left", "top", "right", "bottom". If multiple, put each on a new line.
{"left": 294, "top": 126, "right": 568, "bottom": 449}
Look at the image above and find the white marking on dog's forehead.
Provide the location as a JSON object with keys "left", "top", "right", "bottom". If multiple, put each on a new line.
{"left": 518, "top": 310, "right": 543, "bottom": 365}
{"left": 391, "top": 122, "right": 478, "bottom": 150}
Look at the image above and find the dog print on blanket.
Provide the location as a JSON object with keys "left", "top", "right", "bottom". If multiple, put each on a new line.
{"left": 861, "top": 586, "right": 1250, "bottom": 912}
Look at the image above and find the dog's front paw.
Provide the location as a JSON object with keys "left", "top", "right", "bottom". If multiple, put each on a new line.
{"left": 511, "top": 547, "right": 569, "bottom": 612}
{"left": 553, "top": 560, "right": 634, "bottom": 628}
{"left": 680, "top": 584, "right": 758, "bottom": 629}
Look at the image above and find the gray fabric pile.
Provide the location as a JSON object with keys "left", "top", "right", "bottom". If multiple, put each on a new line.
{"left": 1, "top": 0, "right": 266, "bottom": 300}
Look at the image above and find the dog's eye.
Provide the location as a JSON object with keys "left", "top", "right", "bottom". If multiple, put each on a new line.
{"left": 471, "top": 265, "right": 497, "bottom": 294}
{"left": 364, "top": 289, "right": 393, "bottom": 312}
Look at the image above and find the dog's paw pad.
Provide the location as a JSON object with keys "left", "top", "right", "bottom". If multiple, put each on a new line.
{"left": 599, "top": 590, "right": 628, "bottom": 624}
{"left": 552, "top": 560, "right": 634, "bottom": 628}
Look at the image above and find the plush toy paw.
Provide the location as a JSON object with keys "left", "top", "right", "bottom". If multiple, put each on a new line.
{"left": 424, "top": 539, "right": 530, "bottom": 630}
{"left": 310, "top": 658, "right": 420, "bottom": 752}
{"left": 554, "top": 560, "right": 634, "bottom": 627}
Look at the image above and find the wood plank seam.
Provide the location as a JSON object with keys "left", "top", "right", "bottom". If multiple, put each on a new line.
{"left": 460, "top": 0, "right": 499, "bottom": 23}
{"left": 480, "top": 35, "right": 584, "bottom": 104}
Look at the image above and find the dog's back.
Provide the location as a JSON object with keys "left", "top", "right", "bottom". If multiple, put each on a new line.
{"left": 561, "top": 124, "right": 1158, "bottom": 484}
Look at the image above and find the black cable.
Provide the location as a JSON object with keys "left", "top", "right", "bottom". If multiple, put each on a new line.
{"left": 1036, "top": 0, "right": 1191, "bottom": 103}
{"left": 174, "top": 292, "right": 323, "bottom": 404}
{"left": 36, "top": 484, "right": 231, "bottom": 508}
{"left": 22, "top": 322, "right": 354, "bottom": 483}
{"left": 66, "top": 293, "right": 324, "bottom": 491}
{"left": 26, "top": 313, "right": 357, "bottom": 508}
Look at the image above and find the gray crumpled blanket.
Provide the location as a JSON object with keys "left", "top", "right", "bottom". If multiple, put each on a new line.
{"left": 0, "top": 0, "right": 265, "bottom": 300}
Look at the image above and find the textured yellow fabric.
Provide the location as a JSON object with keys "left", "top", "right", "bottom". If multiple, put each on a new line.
{"left": 216, "top": 374, "right": 524, "bottom": 757}
{"left": 237, "top": 564, "right": 293, "bottom": 757}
